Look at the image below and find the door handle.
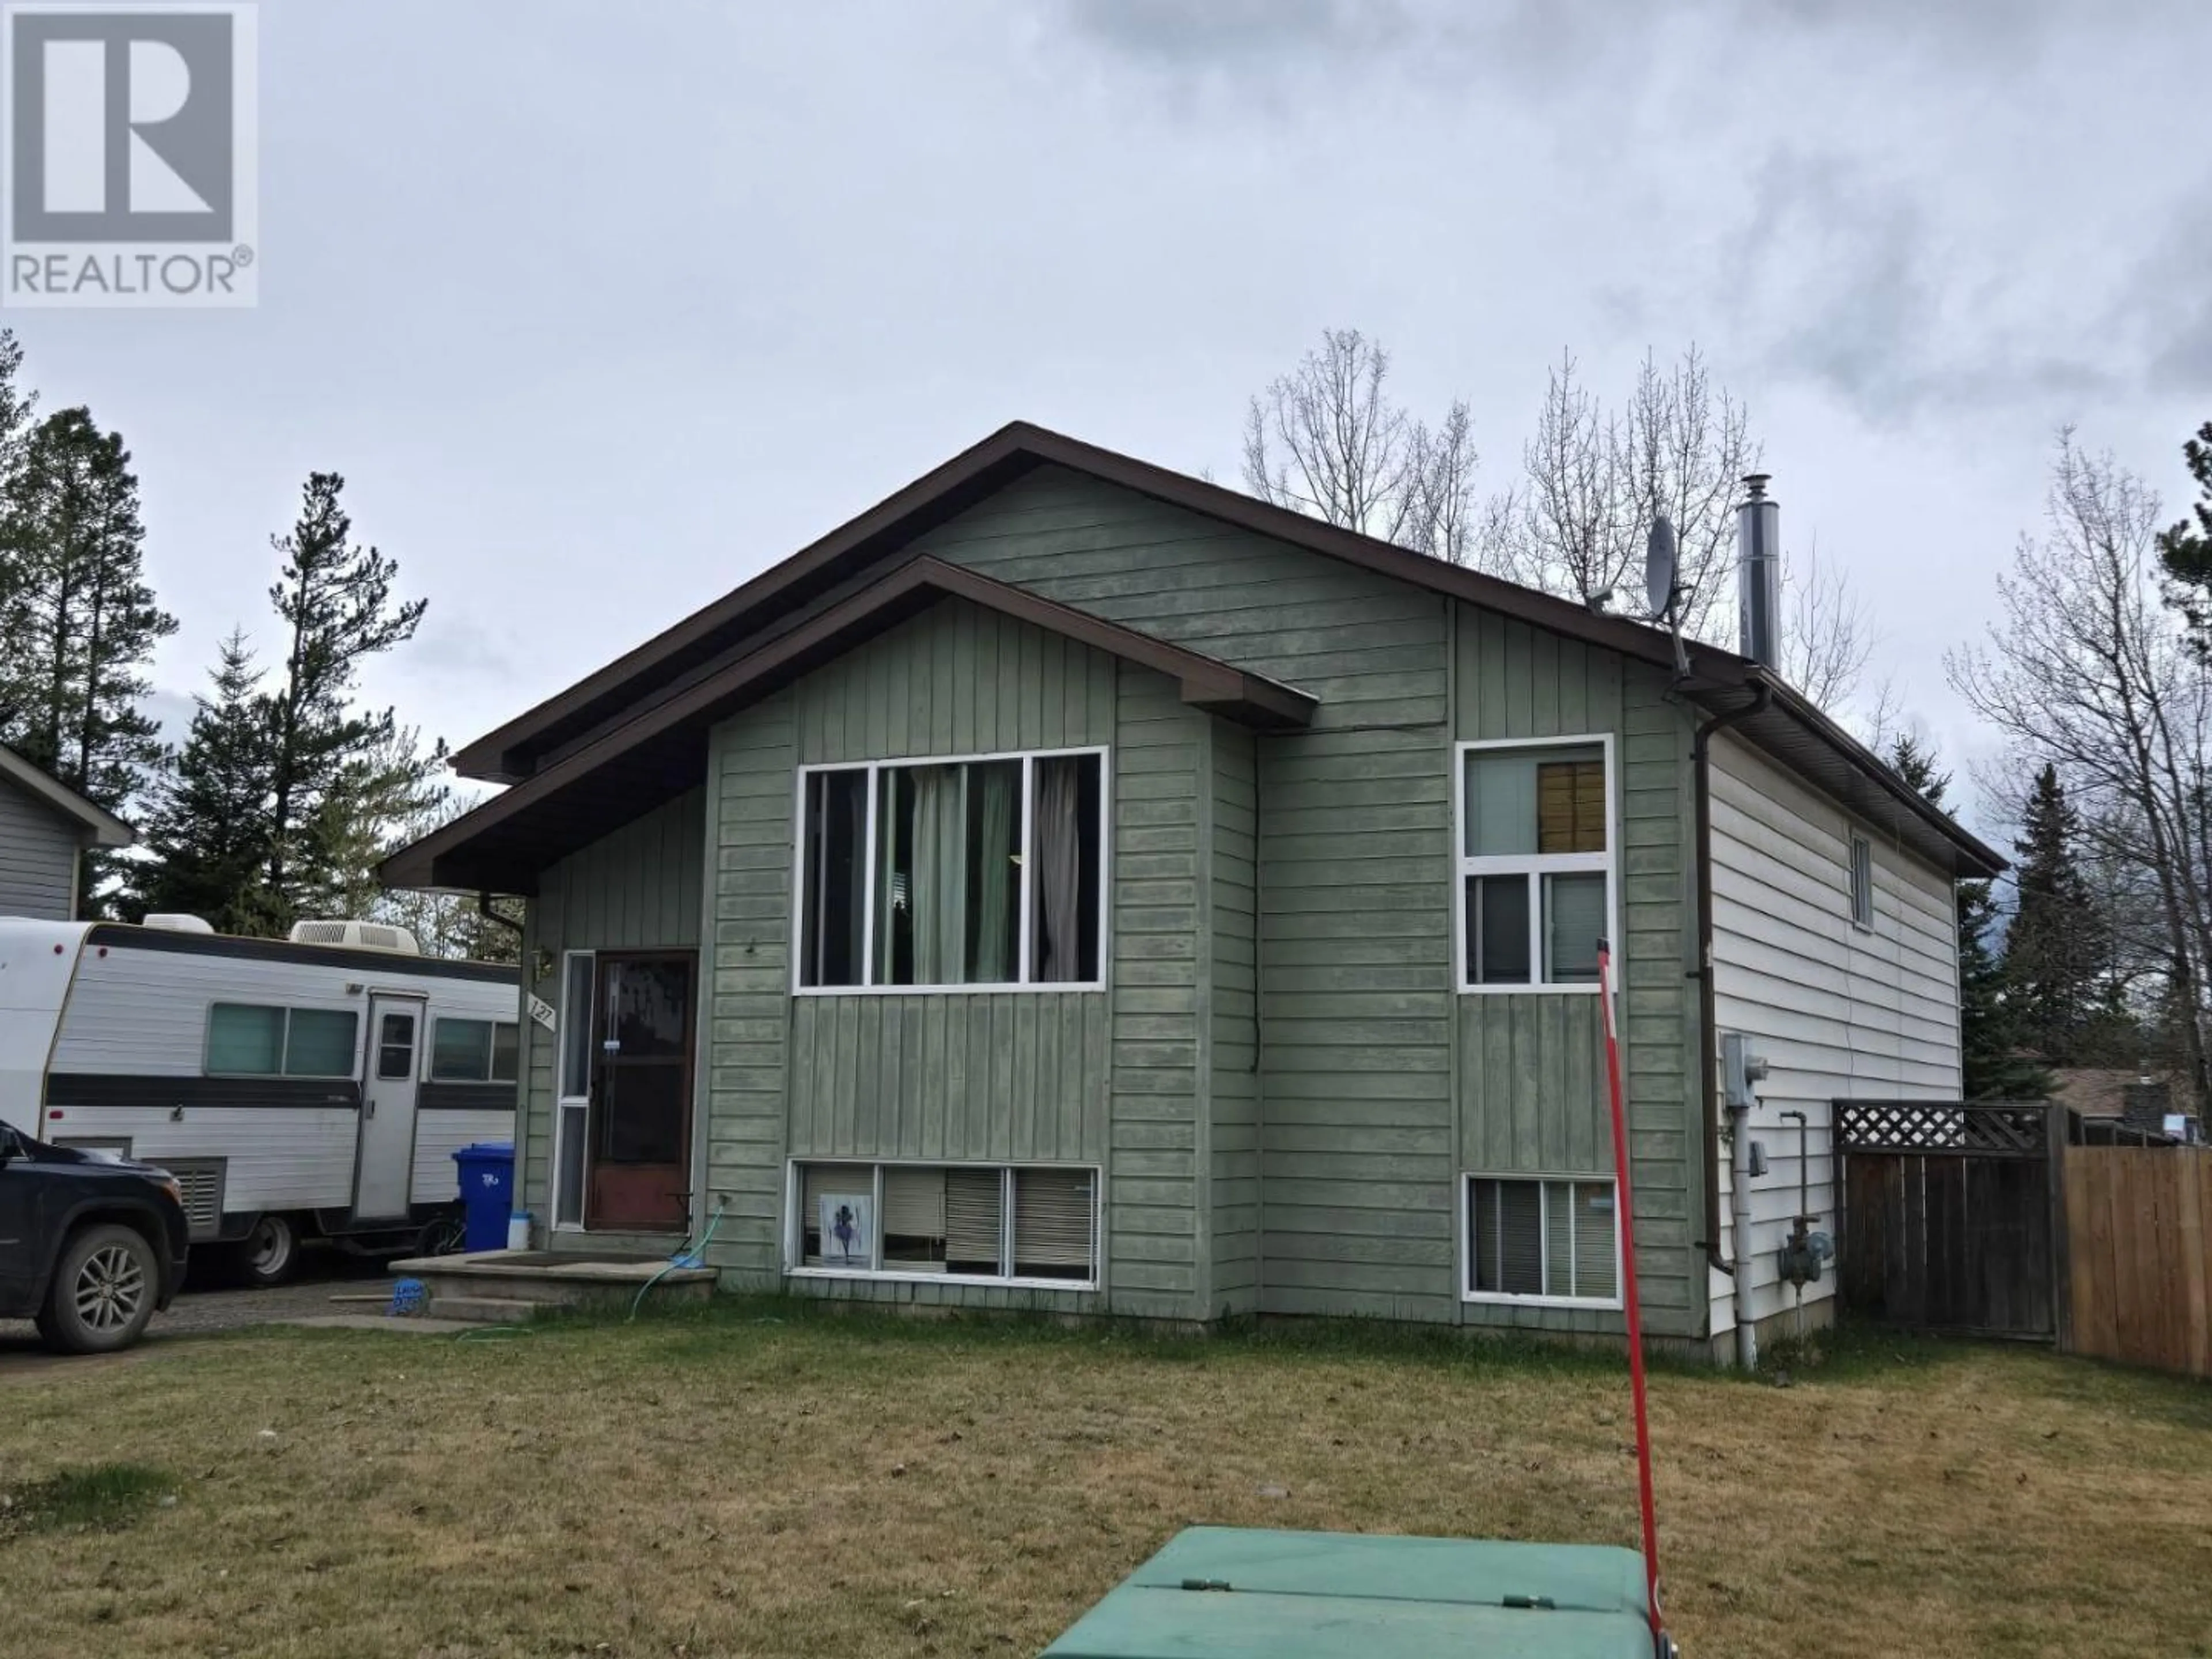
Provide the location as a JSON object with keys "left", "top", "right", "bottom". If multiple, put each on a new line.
{"left": 366, "top": 1099, "right": 377, "bottom": 1120}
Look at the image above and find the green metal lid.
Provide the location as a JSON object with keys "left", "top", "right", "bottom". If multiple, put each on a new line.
{"left": 1044, "top": 1527, "right": 1658, "bottom": 1659}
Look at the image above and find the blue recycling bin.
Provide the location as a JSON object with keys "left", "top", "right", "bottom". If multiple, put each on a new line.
{"left": 452, "top": 1142, "right": 516, "bottom": 1252}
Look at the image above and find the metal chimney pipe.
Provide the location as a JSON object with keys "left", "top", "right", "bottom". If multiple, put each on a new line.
{"left": 1737, "top": 473, "right": 1781, "bottom": 669}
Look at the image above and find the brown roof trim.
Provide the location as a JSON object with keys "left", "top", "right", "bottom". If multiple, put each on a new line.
{"left": 384, "top": 556, "right": 1313, "bottom": 892}
{"left": 453, "top": 420, "right": 1733, "bottom": 782}
{"left": 441, "top": 417, "right": 1998, "bottom": 880}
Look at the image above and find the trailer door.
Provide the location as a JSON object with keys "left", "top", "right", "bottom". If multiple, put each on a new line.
{"left": 356, "top": 995, "right": 425, "bottom": 1221}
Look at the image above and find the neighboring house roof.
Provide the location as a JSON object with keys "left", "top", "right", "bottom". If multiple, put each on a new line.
{"left": 0, "top": 743, "right": 134, "bottom": 847}
{"left": 392, "top": 421, "right": 2004, "bottom": 893}
{"left": 2048, "top": 1067, "right": 2191, "bottom": 1122}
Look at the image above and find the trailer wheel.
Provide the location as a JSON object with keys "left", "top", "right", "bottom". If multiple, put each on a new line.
{"left": 235, "top": 1213, "right": 300, "bottom": 1286}
{"left": 36, "top": 1223, "right": 160, "bottom": 1354}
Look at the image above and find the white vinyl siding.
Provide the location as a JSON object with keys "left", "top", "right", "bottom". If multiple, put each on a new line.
{"left": 1707, "top": 734, "right": 1963, "bottom": 1339}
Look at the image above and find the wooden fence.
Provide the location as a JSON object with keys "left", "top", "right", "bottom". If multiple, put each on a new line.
{"left": 2063, "top": 1146, "right": 2212, "bottom": 1379}
{"left": 1836, "top": 1101, "right": 2059, "bottom": 1340}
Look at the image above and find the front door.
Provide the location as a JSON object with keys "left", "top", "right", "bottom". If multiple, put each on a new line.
{"left": 355, "top": 997, "right": 424, "bottom": 1219}
{"left": 586, "top": 952, "right": 694, "bottom": 1232}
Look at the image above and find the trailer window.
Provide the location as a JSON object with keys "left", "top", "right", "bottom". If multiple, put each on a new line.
{"left": 431, "top": 1018, "right": 521, "bottom": 1083}
{"left": 207, "top": 1004, "right": 284, "bottom": 1074}
{"left": 285, "top": 1010, "right": 359, "bottom": 1077}
{"left": 206, "top": 1004, "right": 359, "bottom": 1078}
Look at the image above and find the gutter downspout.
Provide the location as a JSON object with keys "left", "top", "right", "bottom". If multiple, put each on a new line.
{"left": 1691, "top": 680, "right": 1770, "bottom": 1338}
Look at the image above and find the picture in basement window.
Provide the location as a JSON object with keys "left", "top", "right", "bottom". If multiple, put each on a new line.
{"left": 816, "top": 1190, "right": 873, "bottom": 1270}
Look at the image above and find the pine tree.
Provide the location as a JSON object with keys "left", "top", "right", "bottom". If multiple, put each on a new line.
{"left": 0, "top": 406, "right": 176, "bottom": 908}
{"left": 2157, "top": 420, "right": 2212, "bottom": 649}
{"left": 259, "top": 472, "right": 435, "bottom": 927}
{"left": 130, "top": 631, "right": 283, "bottom": 934}
{"left": 1889, "top": 738, "right": 2052, "bottom": 1098}
{"left": 2006, "top": 764, "right": 2106, "bottom": 1065}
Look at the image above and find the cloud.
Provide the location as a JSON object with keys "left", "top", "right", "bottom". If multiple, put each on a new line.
{"left": 1721, "top": 150, "right": 2118, "bottom": 423}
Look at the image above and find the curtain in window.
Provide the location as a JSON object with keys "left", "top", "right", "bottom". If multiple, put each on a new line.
{"left": 971, "top": 763, "right": 1017, "bottom": 982}
{"left": 906, "top": 766, "right": 968, "bottom": 984}
{"left": 1034, "top": 756, "right": 1082, "bottom": 982}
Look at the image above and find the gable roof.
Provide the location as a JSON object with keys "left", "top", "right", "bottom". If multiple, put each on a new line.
{"left": 382, "top": 555, "right": 1315, "bottom": 892}
{"left": 0, "top": 743, "right": 134, "bottom": 847}
{"left": 398, "top": 419, "right": 2002, "bottom": 891}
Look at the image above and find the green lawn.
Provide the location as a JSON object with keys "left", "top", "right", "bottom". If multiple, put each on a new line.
{"left": 4, "top": 1304, "right": 2210, "bottom": 1657}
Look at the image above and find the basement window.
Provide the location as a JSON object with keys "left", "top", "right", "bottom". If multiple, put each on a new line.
{"left": 1464, "top": 1176, "right": 1620, "bottom": 1308}
{"left": 790, "top": 1161, "right": 1099, "bottom": 1286}
{"left": 1457, "top": 738, "right": 1616, "bottom": 992}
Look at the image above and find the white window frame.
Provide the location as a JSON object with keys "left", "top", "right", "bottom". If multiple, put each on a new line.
{"left": 789, "top": 744, "right": 1111, "bottom": 997}
{"left": 1458, "top": 1172, "right": 1625, "bottom": 1311}
{"left": 1453, "top": 734, "right": 1620, "bottom": 996}
{"left": 549, "top": 949, "right": 594, "bottom": 1233}
{"left": 1849, "top": 831, "right": 1874, "bottom": 931}
{"left": 781, "top": 1157, "right": 1103, "bottom": 1291}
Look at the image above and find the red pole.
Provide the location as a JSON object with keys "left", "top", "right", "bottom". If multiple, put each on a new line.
{"left": 1597, "top": 939, "right": 1665, "bottom": 1649}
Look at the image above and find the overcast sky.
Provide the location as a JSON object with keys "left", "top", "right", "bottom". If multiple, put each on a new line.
{"left": 12, "top": 0, "right": 2209, "bottom": 837}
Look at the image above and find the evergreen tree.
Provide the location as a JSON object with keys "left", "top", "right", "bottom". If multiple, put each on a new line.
{"left": 257, "top": 472, "right": 436, "bottom": 928}
{"left": 0, "top": 407, "right": 176, "bottom": 908}
{"left": 130, "top": 631, "right": 283, "bottom": 934}
{"left": 2006, "top": 764, "right": 2106, "bottom": 1065}
{"left": 1889, "top": 738, "right": 2052, "bottom": 1098}
{"left": 2157, "top": 420, "right": 2212, "bottom": 649}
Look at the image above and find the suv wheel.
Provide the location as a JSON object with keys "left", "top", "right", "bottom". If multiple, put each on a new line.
{"left": 235, "top": 1213, "right": 300, "bottom": 1286}
{"left": 36, "top": 1224, "right": 160, "bottom": 1354}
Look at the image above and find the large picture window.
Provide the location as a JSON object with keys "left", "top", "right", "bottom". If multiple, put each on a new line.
{"left": 796, "top": 747, "right": 1106, "bottom": 992}
{"left": 789, "top": 1161, "right": 1099, "bottom": 1286}
{"left": 1456, "top": 737, "right": 1615, "bottom": 993}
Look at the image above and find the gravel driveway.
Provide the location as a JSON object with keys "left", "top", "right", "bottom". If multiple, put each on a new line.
{"left": 1, "top": 1247, "right": 401, "bottom": 1366}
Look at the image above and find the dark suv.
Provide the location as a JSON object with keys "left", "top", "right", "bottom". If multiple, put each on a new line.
{"left": 0, "top": 1126, "right": 191, "bottom": 1353}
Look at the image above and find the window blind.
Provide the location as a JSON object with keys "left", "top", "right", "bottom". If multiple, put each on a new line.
{"left": 1536, "top": 759, "right": 1607, "bottom": 854}
{"left": 944, "top": 1166, "right": 1005, "bottom": 1273}
{"left": 1469, "top": 1176, "right": 1616, "bottom": 1302}
{"left": 1012, "top": 1169, "right": 1094, "bottom": 1277}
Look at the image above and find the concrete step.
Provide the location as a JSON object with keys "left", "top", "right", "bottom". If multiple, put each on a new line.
{"left": 429, "top": 1294, "right": 543, "bottom": 1325}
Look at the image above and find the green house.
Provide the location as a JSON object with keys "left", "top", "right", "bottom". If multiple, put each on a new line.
{"left": 384, "top": 423, "right": 2001, "bottom": 1356}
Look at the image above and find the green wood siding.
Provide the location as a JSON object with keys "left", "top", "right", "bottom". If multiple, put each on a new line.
{"left": 1209, "top": 720, "right": 1259, "bottom": 1316}
{"left": 532, "top": 464, "right": 1707, "bottom": 1338}
{"left": 697, "top": 596, "right": 1210, "bottom": 1319}
{"left": 1453, "top": 606, "right": 1699, "bottom": 1332}
{"left": 915, "top": 465, "right": 1464, "bottom": 1324}
{"left": 516, "top": 789, "right": 706, "bottom": 1222}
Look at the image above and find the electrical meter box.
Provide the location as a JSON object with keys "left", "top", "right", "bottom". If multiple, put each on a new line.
{"left": 1043, "top": 1527, "right": 1665, "bottom": 1658}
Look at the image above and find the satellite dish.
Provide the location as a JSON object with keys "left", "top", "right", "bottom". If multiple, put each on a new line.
{"left": 1645, "top": 516, "right": 1678, "bottom": 620}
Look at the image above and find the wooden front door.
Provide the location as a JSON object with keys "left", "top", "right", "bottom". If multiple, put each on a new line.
{"left": 585, "top": 951, "right": 695, "bottom": 1232}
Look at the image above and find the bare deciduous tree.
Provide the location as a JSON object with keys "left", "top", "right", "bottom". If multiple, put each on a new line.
{"left": 1781, "top": 536, "right": 1874, "bottom": 712}
{"left": 1947, "top": 430, "right": 2212, "bottom": 1103}
{"left": 1492, "top": 347, "right": 1756, "bottom": 635}
{"left": 1241, "top": 328, "right": 1479, "bottom": 563}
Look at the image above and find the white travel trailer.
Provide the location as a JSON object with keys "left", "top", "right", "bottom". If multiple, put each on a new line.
{"left": 0, "top": 914, "right": 519, "bottom": 1283}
